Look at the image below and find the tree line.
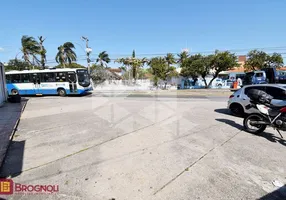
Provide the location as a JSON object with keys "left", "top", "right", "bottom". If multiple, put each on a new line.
{"left": 114, "top": 49, "right": 284, "bottom": 88}
{"left": 4, "top": 35, "right": 284, "bottom": 88}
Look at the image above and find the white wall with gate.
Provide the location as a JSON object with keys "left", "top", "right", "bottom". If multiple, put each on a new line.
{"left": 0, "top": 63, "right": 7, "bottom": 106}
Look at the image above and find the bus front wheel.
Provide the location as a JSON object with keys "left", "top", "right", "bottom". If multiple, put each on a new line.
{"left": 11, "top": 89, "right": 19, "bottom": 95}
{"left": 57, "top": 88, "right": 66, "bottom": 97}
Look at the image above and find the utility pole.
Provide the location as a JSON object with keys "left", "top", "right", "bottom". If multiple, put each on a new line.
{"left": 81, "top": 36, "right": 92, "bottom": 74}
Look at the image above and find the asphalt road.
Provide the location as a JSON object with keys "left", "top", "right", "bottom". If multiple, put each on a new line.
{"left": 1, "top": 93, "right": 286, "bottom": 200}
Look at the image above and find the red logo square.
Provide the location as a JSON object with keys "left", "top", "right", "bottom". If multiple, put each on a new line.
{"left": 0, "top": 179, "right": 13, "bottom": 195}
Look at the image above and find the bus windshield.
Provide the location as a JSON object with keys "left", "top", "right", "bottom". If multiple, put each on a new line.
{"left": 77, "top": 69, "right": 90, "bottom": 87}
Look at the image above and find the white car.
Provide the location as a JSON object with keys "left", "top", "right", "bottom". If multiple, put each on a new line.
{"left": 214, "top": 78, "right": 224, "bottom": 88}
{"left": 227, "top": 84, "right": 286, "bottom": 116}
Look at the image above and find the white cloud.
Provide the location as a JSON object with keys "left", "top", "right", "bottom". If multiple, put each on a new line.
{"left": 0, "top": 47, "right": 4, "bottom": 52}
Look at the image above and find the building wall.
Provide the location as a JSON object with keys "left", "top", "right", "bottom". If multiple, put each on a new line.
{"left": 0, "top": 63, "right": 7, "bottom": 106}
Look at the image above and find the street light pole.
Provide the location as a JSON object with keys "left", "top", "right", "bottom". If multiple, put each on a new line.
{"left": 81, "top": 36, "right": 92, "bottom": 74}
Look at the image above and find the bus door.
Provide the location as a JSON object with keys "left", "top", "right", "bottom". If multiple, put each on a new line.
{"left": 68, "top": 72, "right": 77, "bottom": 93}
{"left": 31, "top": 73, "right": 42, "bottom": 95}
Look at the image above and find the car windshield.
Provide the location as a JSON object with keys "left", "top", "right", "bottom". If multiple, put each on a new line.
{"left": 256, "top": 73, "right": 263, "bottom": 77}
{"left": 76, "top": 69, "right": 90, "bottom": 87}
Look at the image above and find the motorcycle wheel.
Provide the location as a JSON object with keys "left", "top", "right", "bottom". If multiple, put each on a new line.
{"left": 243, "top": 114, "right": 267, "bottom": 134}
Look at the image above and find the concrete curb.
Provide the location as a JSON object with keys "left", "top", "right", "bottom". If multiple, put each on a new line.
{"left": 0, "top": 100, "right": 28, "bottom": 171}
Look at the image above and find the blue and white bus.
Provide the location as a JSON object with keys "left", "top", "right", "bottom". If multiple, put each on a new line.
{"left": 5, "top": 68, "right": 93, "bottom": 96}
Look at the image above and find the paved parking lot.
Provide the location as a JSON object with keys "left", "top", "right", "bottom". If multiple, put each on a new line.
{"left": 1, "top": 92, "right": 286, "bottom": 200}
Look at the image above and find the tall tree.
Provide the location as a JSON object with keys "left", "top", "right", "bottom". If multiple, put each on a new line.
{"left": 244, "top": 50, "right": 268, "bottom": 71}
{"left": 38, "top": 36, "right": 47, "bottom": 69}
{"left": 130, "top": 56, "right": 148, "bottom": 81}
{"left": 116, "top": 51, "right": 148, "bottom": 82}
{"left": 20, "top": 35, "right": 41, "bottom": 68}
{"left": 180, "top": 54, "right": 203, "bottom": 80}
{"left": 208, "top": 50, "right": 238, "bottom": 87}
{"left": 55, "top": 42, "right": 77, "bottom": 68}
{"left": 165, "top": 53, "right": 176, "bottom": 67}
{"left": 132, "top": 50, "right": 136, "bottom": 58}
{"left": 130, "top": 50, "right": 140, "bottom": 81}
{"left": 244, "top": 50, "right": 283, "bottom": 71}
{"left": 266, "top": 52, "right": 284, "bottom": 68}
{"left": 149, "top": 57, "right": 178, "bottom": 88}
{"left": 96, "top": 51, "right": 111, "bottom": 67}
{"left": 180, "top": 54, "right": 213, "bottom": 88}
{"left": 131, "top": 50, "right": 148, "bottom": 81}
{"left": 181, "top": 51, "right": 238, "bottom": 88}
{"left": 177, "top": 51, "right": 189, "bottom": 67}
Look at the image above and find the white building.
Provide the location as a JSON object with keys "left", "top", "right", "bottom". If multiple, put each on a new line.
{"left": 0, "top": 62, "right": 7, "bottom": 106}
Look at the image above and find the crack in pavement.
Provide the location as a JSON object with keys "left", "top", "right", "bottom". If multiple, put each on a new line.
{"left": 153, "top": 129, "right": 242, "bottom": 196}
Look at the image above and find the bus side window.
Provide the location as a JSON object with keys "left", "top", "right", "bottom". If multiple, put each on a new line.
{"left": 21, "top": 74, "right": 30, "bottom": 83}
{"left": 6, "top": 75, "right": 11, "bottom": 83}
{"left": 56, "top": 72, "right": 67, "bottom": 82}
{"left": 11, "top": 74, "right": 21, "bottom": 83}
{"left": 42, "top": 73, "right": 56, "bottom": 82}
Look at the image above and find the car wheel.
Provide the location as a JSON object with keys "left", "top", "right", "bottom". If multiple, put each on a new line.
{"left": 57, "top": 88, "right": 66, "bottom": 97}
{"left": 230, "top": 103, "right": 244, "bottom": 116}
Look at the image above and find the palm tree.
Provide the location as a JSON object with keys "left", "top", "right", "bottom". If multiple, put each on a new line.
{"left": 38, "top": 36, "right": 46, "bottom": 69}
{"left": 96, "top": 51, "right": 111, "bottom": 67}
{"left": 165, "top": 53, "right": 176, "bottom": 67}
{"left": 21, "top": 35, "right": 41, "bottom": 68}
{"left": 177, "top": 51, "right": 189, "bottom": 67}
{"left": 55, "top": 42, "right": 77, "bottom": 68}
{"left": 130, "top": 50, "right": 148, "bottom": 82}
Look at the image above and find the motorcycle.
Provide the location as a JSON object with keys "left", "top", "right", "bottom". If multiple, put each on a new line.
{"left": 243, "top": 89, "right": 286, "bottom": 138}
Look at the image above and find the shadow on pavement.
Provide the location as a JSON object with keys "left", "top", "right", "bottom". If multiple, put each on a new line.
{"left": 216, "top": 118, "right": 244, "bottom": 130}
{"left": 22, "top": 92, "right": 92, "bottom": 98}
{"left": 0, "top": 98, "right": 28, "bottom": 174}
{"left": 216, "top": 118, "right": 286, "bottom": 147}
{"left": 214, "top": 108, "right": 244, "bottom": 118}
{"left": 0, "top": 140, "right": 25, "bottom": 178}
{"left": 67, "top": 92, "right": 93, "bottom": 97}
{"left": 259, "top": 185, "right": 286, "bottom": 200}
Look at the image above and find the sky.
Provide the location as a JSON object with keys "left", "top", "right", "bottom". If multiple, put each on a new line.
{"left": 0, "top": 0, "right": 286, "bottom": 67}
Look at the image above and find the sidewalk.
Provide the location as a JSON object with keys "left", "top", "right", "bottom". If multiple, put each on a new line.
{"left": 0, "top": 99, "right": 27, "bottom": 168}
{"left": 93, "top": 88, "right": 233, "bottom": 97}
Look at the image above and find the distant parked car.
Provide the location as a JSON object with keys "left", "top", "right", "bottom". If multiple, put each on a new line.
{"left": 227, "top": 84, "right": 286, "bottom": 116}
{"left": 243, "top": 67, "right": 279, "bottom": 86}
{"left": 214, "top": 78, "right": 224, "bottom": 88}
{"left": 242, "top": 71, "right": 267, "bottom": 86}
